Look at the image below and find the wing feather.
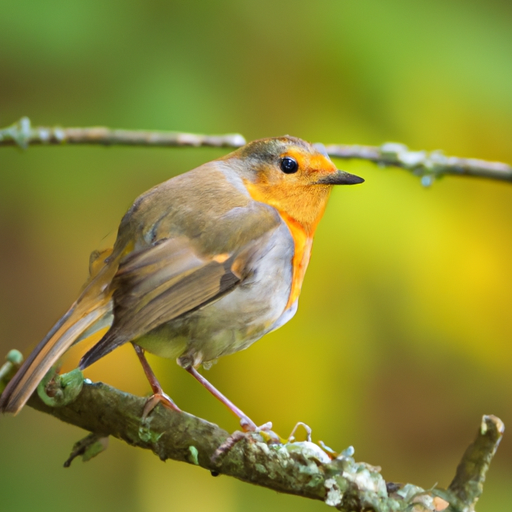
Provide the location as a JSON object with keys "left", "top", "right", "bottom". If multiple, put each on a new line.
{"left": 79, "top": 237, "right": 249, "bottom": 368}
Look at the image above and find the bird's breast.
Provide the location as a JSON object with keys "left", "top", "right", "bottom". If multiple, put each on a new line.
{"left": 277, "top": 211, "right": 314, "bottom": 310}
{"left": 137, "top": 221, "right": 295, "bottom": 364}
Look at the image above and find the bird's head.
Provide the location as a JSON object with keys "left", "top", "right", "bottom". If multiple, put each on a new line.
{"left": 220, "top": 135, "right": 363, "bottom": 232}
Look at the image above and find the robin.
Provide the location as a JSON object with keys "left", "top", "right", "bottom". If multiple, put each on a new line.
{"left": 0, "top": 135, "right": 363, "bottom": 430}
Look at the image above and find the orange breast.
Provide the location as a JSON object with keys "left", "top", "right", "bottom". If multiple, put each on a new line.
{"left": 242, "top": 179, "right": 329, "bottom": 313}
{"left": 278, "top": 211, "right": 314, "bottom": 309}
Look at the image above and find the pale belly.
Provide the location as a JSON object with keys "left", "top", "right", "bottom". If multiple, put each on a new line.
{"left": 136, "top": 224, "right": 297, "bottom": 368}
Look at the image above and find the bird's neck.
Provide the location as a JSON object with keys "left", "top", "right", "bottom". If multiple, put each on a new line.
{"left": 243, "top": 181, "right": 332, "bottom": 235}
{"left": 243, "top": 181, "right": 332, "bottom": 310}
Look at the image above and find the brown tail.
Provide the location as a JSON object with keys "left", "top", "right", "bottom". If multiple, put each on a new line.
{"left": 0, "top": 251, "right": 119, "bottom": 415}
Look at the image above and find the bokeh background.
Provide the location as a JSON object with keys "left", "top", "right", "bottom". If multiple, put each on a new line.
{"left": 1, "top": 1, "right": 511, "bottom": 511}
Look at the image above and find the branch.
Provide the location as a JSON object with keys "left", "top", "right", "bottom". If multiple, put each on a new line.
{"left": 1, "top": 117, "right": 511, "bottom": 184}
{"left": 0, "top": 353, "right": 503, "bottom": 511}
{"left": 447, "top": 415, "right": 505, "bottom": 511}
{"left": 325, "top": 142, "right": 512, "bottom": 185}
{"left": 0, "top": 117, "right": 246, "bottom": 149}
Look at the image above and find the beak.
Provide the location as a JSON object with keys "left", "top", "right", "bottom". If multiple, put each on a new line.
{"left": 316, "top": 170, "right": 364, "bottom": 185}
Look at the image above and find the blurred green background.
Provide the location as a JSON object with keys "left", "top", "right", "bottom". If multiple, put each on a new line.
{"left": 1, "top": 1, "right": 511, "bottom": 511}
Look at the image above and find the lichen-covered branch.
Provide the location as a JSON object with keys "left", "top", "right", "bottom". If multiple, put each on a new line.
{"left": 447, "top": 415, "right": 505, "bottom": 511}
{"left": 1, "top": 117, "right": 511, "bottom": 184}
{"left": 0, "top": 352, "right": 503, "bottom": 512}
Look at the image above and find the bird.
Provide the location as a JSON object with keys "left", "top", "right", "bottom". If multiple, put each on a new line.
{"left": 0, "top": 135, "right": 363, "bottom": 430}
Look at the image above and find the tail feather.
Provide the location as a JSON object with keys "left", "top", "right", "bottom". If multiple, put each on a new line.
{"left": 79, "top": 327, "right": 127, "bottom": 370}
{"left": 0, "top": 300, "right": 112, "bottom": 414}
{"left": 0, "top": 252, "right": 119, "bottom": 415}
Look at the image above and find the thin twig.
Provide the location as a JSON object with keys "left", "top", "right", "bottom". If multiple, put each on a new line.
{"left": 325, "top": 142, "right": 512, "bottom": 184}
{"left": 0, "top": 117, "right": 246, "bottom": 149}
{"left": 1, "top": 117, "right": 511, "bottom": 184}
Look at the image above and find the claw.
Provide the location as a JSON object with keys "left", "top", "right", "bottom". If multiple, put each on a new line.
{"left": 142, "top": 391, "right": 181, "bottom": 420}
{"left": 239, "top": 417, "right": 272, "bottom": 432}
{"left": 133, "top": 344, "right": 181, "bottom": 419}
{"left": 211, "top": 421, "right": 281, "bottom": 467}
{"left": 211, "top": 430, "right": 247, "bottom": 466}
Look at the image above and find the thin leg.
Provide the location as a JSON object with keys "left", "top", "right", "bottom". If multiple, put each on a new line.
{"left": 186, "top": 366, "right": 270, "bottom": 432}
{"left": 133, "top": 344, "right": 181, "bottom": 418}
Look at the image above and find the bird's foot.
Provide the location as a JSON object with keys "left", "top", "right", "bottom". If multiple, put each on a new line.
{"left": 239, "top": 418, "right": 283, "bottom": 443}
{"left": 211, "top": 420, "right": 282, "bottom": 467}
{"left": 142, "top": 391, "right": 181, "bottom": 420}
{"left": 133, "top": 344, "right": 181, "bottom": 420}
{"left": 239, "top": 416, "right": 272, "bottom": 433}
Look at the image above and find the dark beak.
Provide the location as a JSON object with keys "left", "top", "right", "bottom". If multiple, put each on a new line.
{"left": 316, "top": 170, "right": 364, "bottom": 185}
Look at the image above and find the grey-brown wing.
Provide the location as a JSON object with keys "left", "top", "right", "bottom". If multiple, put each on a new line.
{"left": 79, "top": 236, "right": 247, "bottom": 368}
{"left": 79, "top": 196, "right": 285, "bottom": 369}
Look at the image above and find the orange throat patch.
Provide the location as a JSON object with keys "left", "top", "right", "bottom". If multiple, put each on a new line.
{"left": 243, "top": 180, "right": 330, "bottom": 311}
{"left": 278, "top": 211, "right": 314, "bottom": 309}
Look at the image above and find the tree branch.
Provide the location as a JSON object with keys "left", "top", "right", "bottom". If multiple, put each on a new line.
{"left": 0, "top": 117, "right": 246, "bottom": 149}
{"left": 1, "top": 117, "right": 511, "bottom": 184}
{"left": 324, "top": 143, "right": 512, "bottom": 185}
{"left": 1, "top": 353, "right": 503, "bottom": 512}
{"left": 447, "top": 415, "right": 505, "bottom": 511}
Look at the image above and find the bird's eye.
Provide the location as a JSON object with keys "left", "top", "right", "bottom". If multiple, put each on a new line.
{"left": 280, "top": 156, "right": 299, "bottom": 174}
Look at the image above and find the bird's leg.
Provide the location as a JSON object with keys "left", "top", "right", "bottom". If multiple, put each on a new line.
{"left": 186, "top": 366, "right": 271, "bottom": 432}
{"left": 133, "top": 344, "right": 181, "bottom": 419}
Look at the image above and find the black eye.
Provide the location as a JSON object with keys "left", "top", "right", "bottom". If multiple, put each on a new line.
{"left": 280, "top": 157, "right": 299, "bottom": 174}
